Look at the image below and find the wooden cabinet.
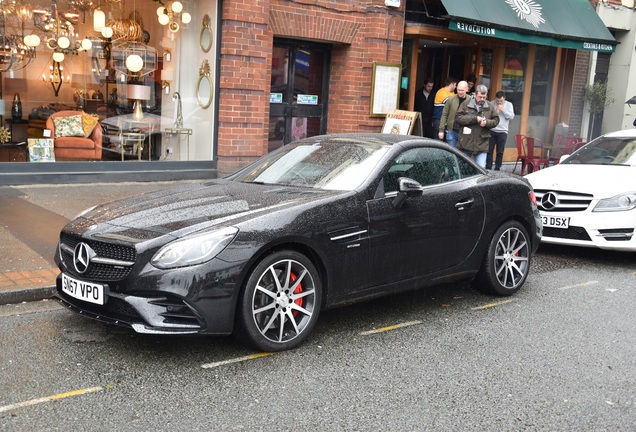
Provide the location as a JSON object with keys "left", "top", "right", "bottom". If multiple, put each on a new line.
{"left": 0, "top": 144, "right": 29, "bottom": 162}
{"left": 4, "top": 119, "right": 29, "bottom": 144}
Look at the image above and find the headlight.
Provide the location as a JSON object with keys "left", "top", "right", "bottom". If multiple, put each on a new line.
{"left": 593, "top": 192, "right": 636, "bottom": 212}
{"left": 151, "top": 227, "right": 239, "bottom": 269}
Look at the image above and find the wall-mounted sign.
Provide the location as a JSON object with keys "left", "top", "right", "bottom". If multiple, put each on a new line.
{"left": 297, "top": 94, "right": 318, "bottom": 105}
{"left": 370, "top": 62, "right": 401, "bottom": 117}
{"left": 385, "top": 0, "right": 400, "bottom": 7}
{"left": 270, "top": 93, "right": 283, "bottom": 103}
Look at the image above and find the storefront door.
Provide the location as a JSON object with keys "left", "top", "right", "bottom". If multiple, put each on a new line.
{"left": 269, "top": 40, "right": 330, "bottom": 151}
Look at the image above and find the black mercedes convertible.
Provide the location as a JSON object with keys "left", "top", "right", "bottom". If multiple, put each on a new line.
{"left": 55, "top": 133, "right": 542, "bottom": 351}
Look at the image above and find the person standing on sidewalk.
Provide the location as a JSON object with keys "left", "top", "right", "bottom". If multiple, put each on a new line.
{"left": 414, "top": 78, "right": 436, "bottom": 138}
{"left": 454, "top": 84, "right": 499, "bottom": 169}
{"left": 432, "top": 77, "right": 457, "bottom": 137}
{"left": 486, "top": 91, "right": 515, "bottom": 170}
{"left": 438, "top": 80, "right": 469, "bottom": 148}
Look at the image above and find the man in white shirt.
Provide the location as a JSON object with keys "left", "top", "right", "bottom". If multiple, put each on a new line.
{"left": 487, "top": 91, "right": 515, "bottom": 170}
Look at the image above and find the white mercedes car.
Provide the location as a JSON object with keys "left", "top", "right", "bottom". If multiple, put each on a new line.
{"left": 526, "top": 129, "right": 636, "bottom": 252}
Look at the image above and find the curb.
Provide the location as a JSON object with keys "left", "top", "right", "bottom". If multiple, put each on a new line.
{"left": 0, "top": 286, "right": 57, "bottom": 306}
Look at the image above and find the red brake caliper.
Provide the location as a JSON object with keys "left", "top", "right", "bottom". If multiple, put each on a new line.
{"left": 289, "top": 272, "right": 303, "bottom": 316}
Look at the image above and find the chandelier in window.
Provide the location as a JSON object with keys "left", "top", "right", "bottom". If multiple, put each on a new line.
{"left": 0, "top": 0, "right": 38, "bottom": 72}
{"left": 41, "top": 56, "right": 70, "bottom": 97}
{"left": 0, "top": 35, "right": 37, "bottom": 72}
{"left": 156, "top": 1, "right": 191, "bottom": 33}
{"left": 34, "top": 1, "right": 93, "bottom": 63}
{"left": 67, "top": 0, "right": 96, "bottom": 23}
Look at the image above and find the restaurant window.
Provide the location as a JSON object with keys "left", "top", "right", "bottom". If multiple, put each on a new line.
{"left": 528, "top": 46, "right": 557, "bottom": 141}
{"left": 502, "top": 46, "right": 528, "bottom": 143}
{"left": 479, "top": 48, "right": 493, "bottom": 91}
{"left": 502, "top": 46, "right": 528, "bottom": 116}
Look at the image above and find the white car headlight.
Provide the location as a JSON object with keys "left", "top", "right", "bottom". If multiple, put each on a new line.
{"left": 151, "top": 227, "right": 239, "bottom": 269}
{"left": 593, "top": 192, "right": 636, "bottom": 212}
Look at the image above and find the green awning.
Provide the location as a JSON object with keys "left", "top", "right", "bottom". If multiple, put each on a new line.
{"left": 441, "top": 0, "right": 616, "bottom": 53}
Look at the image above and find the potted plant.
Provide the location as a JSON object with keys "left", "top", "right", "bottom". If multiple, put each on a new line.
{"left": 584, "top": 81, "right": 615, "bottom": 139}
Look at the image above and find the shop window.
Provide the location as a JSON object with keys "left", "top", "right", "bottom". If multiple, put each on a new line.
{"left": 1, "top": 0, "right": 217, "bottom": 164}
{"left": 479, "top": 48, "right": 493, "bottom": 91}
{"left": 530, "top": 46, "right": 557, "bottom": 117}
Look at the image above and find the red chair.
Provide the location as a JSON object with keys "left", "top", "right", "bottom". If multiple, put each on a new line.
{"left": 572, "top": 137, "right": 588, "bottom": 152}
{"left": 513, "top": 134, "right": 528, "bottom": 174}
{"left": 549, "top": 136, "right": 579, "bottom": 165}
{"left": 525, "top": 136, "right": 549, "bottom": 173}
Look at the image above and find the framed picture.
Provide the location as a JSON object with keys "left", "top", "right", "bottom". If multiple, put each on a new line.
{"left": 369, "top": 62, "right": 401, "bottom": 117}
{"left": 28, "top": 138, "right": 56, "bottom": 162}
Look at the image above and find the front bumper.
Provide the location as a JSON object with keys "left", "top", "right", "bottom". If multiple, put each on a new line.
{"left": 539, "top": 210, "right": 635, "bottom": 251}
{"left": 55, "top": 275, "right": 204, "bottom": 334}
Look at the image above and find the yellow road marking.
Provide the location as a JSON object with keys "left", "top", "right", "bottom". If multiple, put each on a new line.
{"left": 359, "top": 320, "right": 423, "bottom": 336}
{"left": 559, "top": 280, "right": 599, "bottom": 290}
{"left": 471, "top": 299, "right": 515, "bottom": 311}
{"left": 0, "top": 387, "right": 103, "bottom": 414}
{"left": 201, "top": 352, "right": 274, "bottom": 369}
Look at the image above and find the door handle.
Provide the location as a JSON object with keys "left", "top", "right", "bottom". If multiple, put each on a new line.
{"left": 455, "top": 198, "right": 474, "bottom": 210}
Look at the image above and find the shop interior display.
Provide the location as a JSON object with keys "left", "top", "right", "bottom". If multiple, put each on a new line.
{"left": 0, "top": 0, "right": 197, "bottom": 162}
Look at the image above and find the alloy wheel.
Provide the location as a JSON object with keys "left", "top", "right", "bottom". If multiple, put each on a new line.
{"left": 251, "top": 258, "right": 317, "bottom": 345}
{"left": 494, "top": 226, "right": 529, "bottom": 289}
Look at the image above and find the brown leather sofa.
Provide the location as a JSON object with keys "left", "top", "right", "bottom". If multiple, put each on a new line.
{"left": 45, "top": 110, "right": 103, "bottom": 160}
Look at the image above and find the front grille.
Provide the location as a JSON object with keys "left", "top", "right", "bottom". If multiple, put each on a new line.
{"left": 60, "top": 233, "right": 137, "bottom": 282}
{"left": 535, "top": 190, "right": 593, "bottom": 212}
{"left": 543, "top": 226, "right": 592, "bottom": 241}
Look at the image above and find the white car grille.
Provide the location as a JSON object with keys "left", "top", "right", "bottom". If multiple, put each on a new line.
{"left": 534, "top": 190, "right": 593, "bottom": 212}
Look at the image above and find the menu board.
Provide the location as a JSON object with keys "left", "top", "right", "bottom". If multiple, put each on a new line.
{"left": 370, "top": 62, "right": 401, "bottom": 117}
{"left": 381, "top": 109, "right": 423, "bottom": 136}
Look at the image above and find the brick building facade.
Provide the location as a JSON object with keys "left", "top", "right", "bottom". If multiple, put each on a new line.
{"left": 216, "top": 0, "right": 404, "bottom": 175}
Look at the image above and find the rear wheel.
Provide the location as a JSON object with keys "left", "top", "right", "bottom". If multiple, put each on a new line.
{"left": 235, "top": 251, "right": 321, "bottom": 351}
{"left": 473, "top": 220, "right": 531, "bottom": 296}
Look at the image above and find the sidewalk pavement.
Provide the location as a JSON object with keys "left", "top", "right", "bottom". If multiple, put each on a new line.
{"left": 0, "top": 180, "right": 197, "bottom": 305}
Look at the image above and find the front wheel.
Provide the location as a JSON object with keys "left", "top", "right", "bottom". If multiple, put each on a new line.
{"left": 473, "top": 221, "right": 531, "bottom": 296}
{"left": 235, "top": 251, "right": 322, "bottom": 351}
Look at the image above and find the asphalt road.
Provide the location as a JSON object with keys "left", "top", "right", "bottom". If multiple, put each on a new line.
{"left": 1, "top": 244, "right": 635, "bottom": 431}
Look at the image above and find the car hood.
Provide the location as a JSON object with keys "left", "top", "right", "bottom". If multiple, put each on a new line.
{"left": 525, "top": 164, "right": 635, "bottom": 197}
{"left": 69, "top": 180, "right": 344, "bottom": 244}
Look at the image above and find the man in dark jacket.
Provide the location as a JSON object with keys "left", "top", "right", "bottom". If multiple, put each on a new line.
{"left": 414, "top": 78, "right": 435, "bottom": 138}
{"left": 455, "top": 84, "right": 499, "bottom": 168}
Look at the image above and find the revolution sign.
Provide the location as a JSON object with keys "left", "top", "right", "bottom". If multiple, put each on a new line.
{"left": 443, "top": 0, "right": 616, "bottom": 53}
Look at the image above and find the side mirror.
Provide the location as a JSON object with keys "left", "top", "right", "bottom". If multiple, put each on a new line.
{"left": 392, "top": 177, "right": 423, "bottom": 208}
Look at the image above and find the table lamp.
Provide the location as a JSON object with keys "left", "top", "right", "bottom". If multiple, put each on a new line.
{"left": 127, "top": 84, "right": 151, "bottom": 120}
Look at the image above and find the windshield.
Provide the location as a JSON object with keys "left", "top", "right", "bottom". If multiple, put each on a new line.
{"left": 234, "top": 137, "right": 391, "bottom": 190}
{"left": 565, "top": 137, "right": 636, "bottom": 166}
